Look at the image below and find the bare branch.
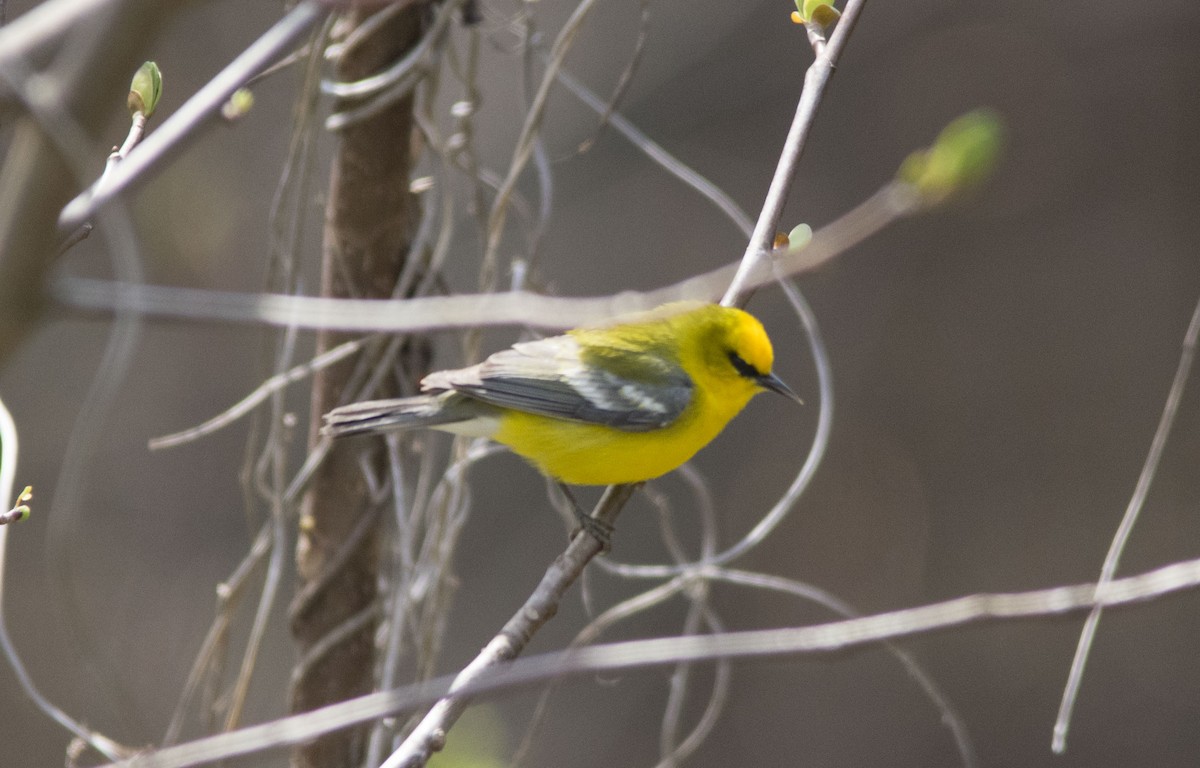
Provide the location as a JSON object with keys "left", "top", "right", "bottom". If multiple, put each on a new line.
{"left": 57, "top": 2, "right": 328, "bottom": 231}
{"left": 381, "top": 483, "right": 639, "bottom": 768}
{"left": 54, "top": 180, "right": 920, "bottom": 333}
{"left": 1052, "top": 291, "right": 1200, "bottom": 752}
{"left": 94, "top": 553, "right": 1200, "bottom": 768}
{"left": 722, "top": 0, "right": 868, "bottom": 307}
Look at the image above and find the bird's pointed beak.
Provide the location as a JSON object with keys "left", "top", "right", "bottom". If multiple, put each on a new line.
{"left": 758, "top": 371, "right": 803, "bottom": 404}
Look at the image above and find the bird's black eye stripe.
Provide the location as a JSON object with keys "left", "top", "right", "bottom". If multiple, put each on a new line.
{"left": 727, "top": 350, "right": 762, "bottom": 380}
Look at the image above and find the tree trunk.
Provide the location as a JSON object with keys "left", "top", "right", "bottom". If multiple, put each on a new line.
{"left": 290, "top": 6, "right": 424, "bottom": 767}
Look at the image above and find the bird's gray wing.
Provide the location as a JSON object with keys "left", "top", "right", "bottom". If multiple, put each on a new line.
{"left": 421, "top": 335, "right": 692, "bottom": 432}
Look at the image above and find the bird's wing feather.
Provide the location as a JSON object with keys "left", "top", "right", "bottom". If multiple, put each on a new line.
{"left": 423, "top": 335, "right": 692, "bottom": 431}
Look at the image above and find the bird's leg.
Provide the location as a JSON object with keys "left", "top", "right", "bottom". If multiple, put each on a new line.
{"left": 557, "top": 482, "right": 613, "bottom": 552}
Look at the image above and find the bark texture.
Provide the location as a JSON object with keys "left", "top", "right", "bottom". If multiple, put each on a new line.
{"left": 290, "top": 6, "right": 425, "bottom": 767}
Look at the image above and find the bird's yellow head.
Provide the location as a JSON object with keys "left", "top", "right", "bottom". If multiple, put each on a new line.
{"left": 672, "top": 303, "right": 801, "bottom": 405}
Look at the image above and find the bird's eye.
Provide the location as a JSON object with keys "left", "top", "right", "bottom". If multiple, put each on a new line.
{"left": 727, "top": 350, "right": 761, "bottom": 380}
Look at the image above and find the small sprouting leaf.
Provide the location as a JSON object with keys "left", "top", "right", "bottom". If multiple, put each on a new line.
{"left": 792, "top": 0, "right": 840, "bottom": 25}
{"left": 807, "top": 1, "right": 841, "bottom": 26}
{"left": 127, "top": 61, "right": 163, "bottom": 118}
{"left": 786, "top": 223, "right": 813, "bottom": 250}
{"left": 899, "top": 109, "right": 1004, "bottom": 205}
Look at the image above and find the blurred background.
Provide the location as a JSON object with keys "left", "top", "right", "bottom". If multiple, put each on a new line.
{"left": 1, "top": 0, "right": 1198, "bottom": 766}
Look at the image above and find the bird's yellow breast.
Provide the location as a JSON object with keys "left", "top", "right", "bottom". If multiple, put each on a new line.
{"left": 492, "top": 393, "right": 744, "bottom": 482}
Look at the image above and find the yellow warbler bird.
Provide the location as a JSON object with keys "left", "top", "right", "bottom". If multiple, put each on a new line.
{"left": 323, "top": 302, "right": 800, "bottom": 486}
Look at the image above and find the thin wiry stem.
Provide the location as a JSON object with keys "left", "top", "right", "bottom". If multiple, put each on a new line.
{"left": 482, "top": 0, "right": 600, "bottom": 272}
{"left": 149, "top": 339, "right": 365, "bottom": 450}
{"left": 571, "top": 0, "right": 650, "bottom": 154}
{"left": 514, "top": 467, "right": 721, "bottom": 766}
{"left": 658, "top": 588, "right": 715, "bottom": 764}
{"left": 223, "top": 322, "right": 299, "bottom": 731}
{"left": 511, "top": 574, "right": 690, "bottom": 767}
{"left": 709, "top": 569, "right": 977, "bottom": 768}
{"left": 551, "top": 61, "right": 753, "bottom": 236}
{"left": 654, "top": 609, "right": 732, "bottom": 768}
{"left": 1052, "top": 292, "right": 1200, "bottom": 753}
{"left": 163, "top": 522, "right": 272, "bottom": 745}
{"left": 0, "top": 18, "right": 155, "bottom": 752}
{"left": 323, "top": 0, "right": 464, "bottom": 131}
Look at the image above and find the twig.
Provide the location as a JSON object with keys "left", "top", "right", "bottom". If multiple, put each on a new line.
{"left": 148, "top": 339, "right": 365, "bottom": 450}
{"left": 1052, "top": 292, "right": 1200, "bottom": 753}
{"left": 57, "top": 2, "right": 328, "bottom": 230}
{"left": 722, "top": 0, "right": 867, "bottom": 307}
{"left": 94, "top": 552, "right": 1200, "bottom": 768}
{"left": 163, "top": 523, "right": 273, "bottom": 745}
{"left": 0, "top": 0, "right": 117, "bottom": 79}
{"left": 708, "top": 569, "right": 977, "bottom": 768}
{"left": 482, "top": 0, "right": 600, "bottom": 276}
{"left": 551, "top": 61, "right": 753, "bottom": 236}
{"left": 222, "top": 323, "right": 297, "bottom": 732}
{"left": 381, "top": 483, "right": 639, "bottom": 768}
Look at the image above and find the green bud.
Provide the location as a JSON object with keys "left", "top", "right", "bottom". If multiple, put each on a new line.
{"left": 128, "top": 61, "right": 163, "bottom": 118}
{"left": 899, "top": 109, "right": 1003, "bottom": 205}
{"left": 793, "top": 0, "right": 840, "bottom": 25}
{"left": 222, "top": 88, "right": 255, "bottom": 121}
{"left": 1, "top": 505, "right": 28, "bottom": 525}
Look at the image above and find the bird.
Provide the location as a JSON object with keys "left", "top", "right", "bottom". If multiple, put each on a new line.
{"left": 323, "top": 301, "right": 800, "bottom": 490}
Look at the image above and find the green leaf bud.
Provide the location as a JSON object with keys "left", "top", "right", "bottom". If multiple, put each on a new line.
{"left": 127, "top": 61, "right": 163, "bottom": 118}
{"left": 222, "top": 88, "right": 255, "bottom": 121}
{"left": 899, "top": 109, "right": 1003, "bottom": 205}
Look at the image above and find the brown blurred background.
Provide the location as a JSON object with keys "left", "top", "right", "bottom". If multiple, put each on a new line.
{"left": 1, "top": 0, "right": 1199, "bottom": 766}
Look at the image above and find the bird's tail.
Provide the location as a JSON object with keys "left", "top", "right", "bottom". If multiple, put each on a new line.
{"left": 322, "top": 394, "right": 469, "bottom": 438}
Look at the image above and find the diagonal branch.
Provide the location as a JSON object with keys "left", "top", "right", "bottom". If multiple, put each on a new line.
{"left": 722, "top": 0, "right": 867, "bottom": 307}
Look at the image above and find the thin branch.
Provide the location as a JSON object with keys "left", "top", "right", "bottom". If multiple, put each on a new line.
{"left": 57, "top": 1, "right": 328, "bottom": 230}
{"left": 722, "top": 0, "right": 868, "bottom": 307}
{"left": 381, "top": 483, "right": 639, "bottom": 768}
{"left": 708, "top": 569, "right": 977, "bottom": 768}
{"left": 148, "top": 339, "right": 365, "bottom": 450}
{"left": 0, "top": 0, "right": 118, "bottom": 80}
{"left": 1052, "top": 291, "right": 1200, "bottom": 753}
{"left": 54, "top": 181, "right": 920, "bottom": 333}
{"left": 163, "top": 522, "right": 272, "bottom": 745}
{"left": 95, "top": 553, "right": 1200, "bottom": 768}
{"left": 482, "top": 0, "right": 600, "bottom": 275}
{"left": 551, "top": 61, "right": 753, "bottom": 236}
{"left": 222, "top": 324, "right": 298, "bottom": 732}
